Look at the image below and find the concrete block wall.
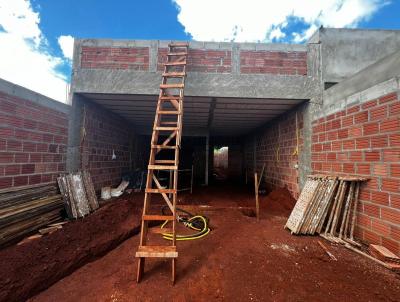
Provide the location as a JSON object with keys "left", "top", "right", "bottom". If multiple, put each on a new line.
{"left": 245, "top": 104, "right": 305, "bottom": 198}
{"left": 0, "top": 79, "right": 69, "bottom": 190}
{"left": 76, "top": 39, "right": 307, "bottom": 76}
{"left": 80, "top": 99, "right": 134, "bottom": 191}
{"left": 312, "top": 90, "right": 400, "bottom": 254}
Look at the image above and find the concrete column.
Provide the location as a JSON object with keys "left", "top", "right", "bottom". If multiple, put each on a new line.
{"left": 205, "top": 133, "right": 210, "bottom": 186}
{"left": 149, "top": 41, "right": 158, "bottom": 72}
{"left": 232, "top": 43, "right": 240, "bottom": 75}
{"left": 66, "top": 94, "right": 84, "bottom": 173}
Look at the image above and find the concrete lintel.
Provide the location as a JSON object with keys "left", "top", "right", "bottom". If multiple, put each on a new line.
{"left": 0, "top": 78, "right": 70, "bottom": 114}
{"left": 73, "top": 69, "right": 317, "bottom": 100}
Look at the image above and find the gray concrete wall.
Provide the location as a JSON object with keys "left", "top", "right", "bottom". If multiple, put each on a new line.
{"left": 312, "top": 28, "right": 400, "bottom": 84}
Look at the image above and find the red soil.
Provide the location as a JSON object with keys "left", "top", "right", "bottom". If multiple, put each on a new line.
{"left": 0, "top": 197, "right": 142, "bottom": 302}
{"left": 27, "top": 186, "right": 400, "bottom": 302}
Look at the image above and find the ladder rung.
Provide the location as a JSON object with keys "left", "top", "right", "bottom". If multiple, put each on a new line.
{"left": 169, "top": 42, "right": 189, "bottom": 47}
{"left": 167, "top": 52, "right": 187, "bottom": 56}
{"left": 146, "top": 188, "right": 177, "bottom": 194}
{"left": 151, "top": 145, "right": 178, "bottom": 150}
{"left": 149, "top": 227, "right": 173, "bottom": 234}
{"left": 143, "top": 215, "right": 174, "bottom": 221}
{"left": 160, "top": 84, "right": 184, "bottom": 89}
{"left": 161, "top": 122, "right": 178, "bottom": 125}
{"left": 154, "top": 160, "right": 176, "bottom": 164}
{"left": 164, "top": 61, "right": 186, "bottom": 66}
{"left": 148, "top": 165, "right": 177, "bottom": 170}
{"left": 158, "top": 110, "right": 181, "bottom": 115}
{"left": 162, "top": 72, "right": 186, "bottom": 77}
{"left": 154, "top": 126, "right": 179, "bottom": 131}
{"left": 136, "top": 246, "right": 178, "bottom": 258}
{"left": 160, "top": 95, "right": 181, "bottom": 100}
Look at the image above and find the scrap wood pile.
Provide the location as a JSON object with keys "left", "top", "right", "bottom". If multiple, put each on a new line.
{"left": 57, "top": 171, "right": 99, "bottom": 219}
{"left": 285, "top": 175, "right": 366, "bottom": 245}
{"left": 0, "top": 184, "right": 64, "bottom": 247}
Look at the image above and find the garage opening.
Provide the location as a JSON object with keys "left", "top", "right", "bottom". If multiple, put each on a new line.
{"left": 213, "top": 146, "right": 228, "bottom": 182}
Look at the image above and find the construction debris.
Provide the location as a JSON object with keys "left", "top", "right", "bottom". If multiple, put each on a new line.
{"left": 317, "top": 240, "right": 337, "bottom": 261}
{"left": 0, "top": 183, "right": 64, "bottom": 247}
{"left": 369, "top": 244, "right": 400, "bottom": 264}
{"left": 285, "top": 175, "right": 366, "bottom": 242}
{"left": 57, "top": 171, "right": 99, "bottom": 219}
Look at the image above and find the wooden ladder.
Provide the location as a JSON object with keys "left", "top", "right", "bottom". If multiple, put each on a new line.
{"left": 136, "top": 42, "right": 189, "bottom": 284}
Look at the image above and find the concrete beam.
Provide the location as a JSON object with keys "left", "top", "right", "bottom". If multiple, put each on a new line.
{"left": 73, "top": 69, "right": 317, "bottom": 100}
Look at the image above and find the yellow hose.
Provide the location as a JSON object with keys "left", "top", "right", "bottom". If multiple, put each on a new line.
{"left": 160, "top": 215, "right": 210, "bottom": 241}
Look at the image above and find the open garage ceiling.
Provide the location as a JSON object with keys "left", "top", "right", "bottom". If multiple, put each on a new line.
{"left": 81, "top": 93, "right": 305, "bottom": 136}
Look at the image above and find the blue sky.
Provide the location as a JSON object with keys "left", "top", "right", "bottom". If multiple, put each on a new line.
{"left": 0, "top": 0, "right": 400, "bottom": 102}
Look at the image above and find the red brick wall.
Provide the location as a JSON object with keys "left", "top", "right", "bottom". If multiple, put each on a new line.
{"left": 248, "top": 106, "right": 304, "bottom": 198}
{"left": 80, "top": 101, "right": 133, "bottom": 191}
{"left": 240, "top": 51, "right": 307, "bottom": 75}
{"left": 158, "top": 48, "right": 232, "bottom": 73}
{"left": 0, "top": 92, "right": 68, "bottom": 189}
{"left": 311, "top": 92, "right": 400, "bottom": 254}
{"left": 80, "top": 47, "right": 149, "bottom": 70}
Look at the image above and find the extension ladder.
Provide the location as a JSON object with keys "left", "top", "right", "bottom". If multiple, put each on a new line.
{"left": 136, "top": 42, "right": 189, "bottom": 284}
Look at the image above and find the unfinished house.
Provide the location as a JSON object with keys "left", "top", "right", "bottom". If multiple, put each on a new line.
{"left": 1, "top": 28, "right": 400, "bottom": 301}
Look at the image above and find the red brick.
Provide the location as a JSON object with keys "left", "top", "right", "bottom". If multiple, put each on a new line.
{"left": 391, "top": 194, "right": 400, "bottom": 208}
{"left": 389, "top": 133, "right": 400, "bottom": 146}
{"left": 382, "top": 178, "right": 400, "bottom": 193}
{"left": 391, "top": 226, "right": 400, "bottom": 242}
{"left": 0, "top": 152, "right": 14, "bottom": 163}
{"left": 338, "top": 129, "right": 349, "bottom": 139}
{"left": 349, "top": 151, "right": 362, "bottom": 162}
{"left": 356, "top": 138, "right": 370, "bottom": 149}
{"left": 331, "top": 141, "right": 342, "bottom": 151}
{"left": 347, "top": 105, "right": 360, "bottom": 114}
{"left": 380, "top": 118, "right": 400, "bottom": 133}
{"left": 5, "top": 164, "right": 20, "bottom": 176}
{"left": 363, "top": 229, "right": 381, "bottom": 244}
{"left": 0, "top": 177, "right": 12, "bottom": 189}
{"left": 370, "top": 105, "right": 388, "bottom": 120}
{"left": 379, "top": 92, "right": 397, "bottom": 104}
{"left": 13, "top": 175, "right": 28, "bottom": 186}
{"left": 28, "top": 174, "right": 42, "bottom": 185}
{"left": 363, "top": 122, "right": 379, "bottom": 136}
{"left": 383, "top": 149, "right": 400, "bottom": 161}
{"left": 381, "top": 238, "right": 400, "bottom": 255}
{"left": 370, "top": 191, "right": 389, "bottom": 206}
{"left": 342, "top": 139, "right": 355, "bottom": 150}
{"left": 342, "top": 115, "right": 354, "bottom": 127}
{"left": 390, "top": 102, "right": 400, "bottom": 116}
{"left": 354, "top": 111, "right": 369, "bottom": 123}
{"left": 21, "top": 164, "right": 35, "bottom": 174}
{"left": 357, "top": 163, "right": 370, "bottom": 175}
{"left": 391, "top": 164, "right": 400, "bottom": 177}
{"left": 372, "top": 164, "right": 388, "bottom": 176}
{"left": 348, "top": 126, "right": 362, "bottom": 137}
{"left": 358, "top": 213, "right": 371, "bottom": 228}
{"left": 370, "top": 135, "right": 388, "bottom": 148}
{"left": 343, "top": 163, "right": 355, "bottom": 173}
{"left": 14, "top": 153, "right": 29, "bottom": 163}
{"left": 381, "top": 207, "right": 400, "bottom": 224}
{"left": 371, "top": 219, "right": 391, "bottom": 236}
{"left": 362, "top": 99, "right": 377, "bottom": 109}
{"left": 363, "top": 202, "right": 380, "bottom": 217}
{"left": 364, "top": 151, "right": 380, "bottom": 162}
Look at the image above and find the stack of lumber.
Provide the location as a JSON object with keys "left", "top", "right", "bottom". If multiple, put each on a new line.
{"left": 286, "top": 175, "right": 366, "bottom": 246}
{"left": 57, "top": 171, "right": 99, "bottom": 219}
{"left": 0, "top": 184, "right": 64, "bottom": 247}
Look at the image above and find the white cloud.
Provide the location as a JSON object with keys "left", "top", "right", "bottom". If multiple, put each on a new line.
{"left": 173, "top": 0, "right": 386, "bottom": 42}
{"left": 58, "top": 35, "right": 74, "bottom": 60}
{"left": 0, "top": 0, "right": 69, "bottom": 102}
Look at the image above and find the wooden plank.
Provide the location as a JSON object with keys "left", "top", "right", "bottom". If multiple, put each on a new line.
{"left": 154, "top": 126, "right": 179, "bottom": 131}
{"left": 82, "top": 170, "right": 99, "bottom": 211}
{"left": 163, "top": 61, "right": 186, "bottom": 66}
{"left": 163, "top": 72, "right": 186, "bottom": 77}
{"left": 67, "top": 172, "right": 90, "bottom": 218}
{"left": 167, "top": 52, "right": 187, "bottom": 56}
{"left": 160, "top": 84, "right": 185, "bottom": 89}
{"left": 369, "top": 244, "right": 400, "bottom": 263}
{"left": 254, "top": 173, "right": 259, "bottom": 221}
{"left": 136, "top": 245, "right": 178, "bottom": 258}
{"left": 145, "top": 188, "right": 176, "bottom": 194}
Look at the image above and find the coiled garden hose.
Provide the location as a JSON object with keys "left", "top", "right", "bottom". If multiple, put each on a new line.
{"left": 160, "top": 206, "right": 210, "bottom": 241}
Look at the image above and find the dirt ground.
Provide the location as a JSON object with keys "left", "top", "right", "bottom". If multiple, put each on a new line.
{"left": 27, "top": 185, "right": 400, "bottom": 302}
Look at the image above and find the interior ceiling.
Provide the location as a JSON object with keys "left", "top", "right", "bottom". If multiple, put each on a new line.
{"left": 81, "top": 93, "right": 305, "bottom": 136}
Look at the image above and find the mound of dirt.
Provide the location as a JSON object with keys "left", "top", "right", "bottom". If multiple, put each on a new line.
{"left": 261, "top": 187, "right": 296, "bottom": 216}
{"left": 0, "top": 196, "right": 142, "bottom": 302}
